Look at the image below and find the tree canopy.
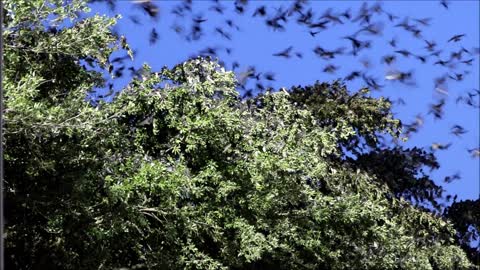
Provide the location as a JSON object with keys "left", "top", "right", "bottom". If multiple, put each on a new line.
{"left": 2, "top": 0, "right": 478, "bottom": 269}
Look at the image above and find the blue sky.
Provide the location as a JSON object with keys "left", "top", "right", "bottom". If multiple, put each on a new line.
{"left": 88, "top": 0, "right": 479, "bottom": 202}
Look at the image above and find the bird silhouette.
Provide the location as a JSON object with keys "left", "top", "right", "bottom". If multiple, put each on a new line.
{"left": 424, "top": 40, "right": 437, "bottom": 51}
{"left": 443, "top": 172, "right": 461, "bottom": 183}
{"left": 431, "top": 142, "right": 452, "bottom": 151}
{"left": 352, "top": 2, "right": 372, "bottom": 24}
{"left": 209, "top": 4, "right": 225, "bottom": 14}
{"left": 395, "top": 49, "right": 412, "bottom": 58}
{"left": 128, "top": 15, "right": 141, "bottom": 25}
{"left": 193, "top": 16, "right": 207, "bottom": 24}
{"left": 428, "top": 99, "right": 446, "bottom": 120}
{"left": 388, "top": 38, "right": 397, "bottom": 47}
{"left": 198, "top": 47, "right": 218, "bottom": 57}
{"left": 253, "top": 5, "right": 267, "bottom": 17}
{"left": 225, "top": 19, "right": 240, "bottom": 30}
{"left": 114, "top": 65, "right": 125, "bottom": 78}
{"left": 263, "top": 72, "right": 276, "bottom": 81}
{"left": 134, "top": 0, "right": 159, "bottom": 19}
{"left": 448, "top": 73, "right": 464, "bottom": 82}
{"left": 415, "top": 55, "right": 428, "bottom": 63}
{"left": 149, "top": 28, "right": 159, "bottom": 45}
{"left": 215, "top": 27, "right": 232, "bottom": 40}
{"left": 297, "top": 8, "right": 314, "bottom": 25}
{"left": 434, "top": 59, "right": 450, "bottom": 66}
{"left": 362, "top": 74, "right": 384, "bottom": 90}
{"left": 396, "top": 98, "right": 406, "bottom": 106}
{"left": 272, "top": 46, "right": 293, "bottom": 58}
{"left": 447, "top": 34, "right": 465, "bottom": 43}
{"left": 313, "top": 46, "right": 345, "bottom": 60}
{"left": 385, "top": 70, "right": 412, "bottom": 82}
{"left": 232, "top": 61, "right": 240, "bottom": 71}
{"left": 309, "top": 20, "right": 330, "bottom": 29}
{"left": 323, "top": 64, "right": 339, "bottom": 74}
{"left": 381, "top": 55, "right": 396, "bottom": 65}
{"left": 386, "top": 12, "right": 399, "bottom": 22}
{"left": 320, "top": 8, "right": 344, "bottom": 25}
{"left": 467, "top": 148, "right": 480, "bottom": 158}
{"left": 354, "top": 22, "right": 384, "bottom": 36}
{"left": 451, "top": 125, "right": 468, "bottom": 137}
{"left": 343, "top": 35, "right": 369, "bottom": 56}
{"left": 345, "top": 71, "right": 362, "bottom": 81}
{"left": 413, "top": 17, "right": 432, "bottom": 26}
{"left": 309, "top": 30, "right": 320, "bottom": 37}
{"left": 340, "top": 8, "right": 352, "bottom": 20}
{"left": 440, "top": 0, "right": 450, "bottom": 10}
{"left": 461, "top": 58, "right": 474, "bottom": 65}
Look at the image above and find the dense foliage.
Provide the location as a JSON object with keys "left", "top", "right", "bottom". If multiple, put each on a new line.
{"left": 3, "top": 0, "right": 478, "bottom": 269}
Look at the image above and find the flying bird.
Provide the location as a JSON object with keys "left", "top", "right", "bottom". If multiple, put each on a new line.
{"left": 434, "top": 59, "right": 450, "bottom": 66}
{"left": 134, "top": 0, "right": 159, "bottom": 19}
{"left": 309, "top": 20, "right": 330, "bottom": 29}
{"left": 129, "top": 15, "right": 141, "bottom": 25}
{"left": 395, "top": 49, "right": 412, "bottom": 58}
{"left": 193, "top": 16, "right": 208, "bottom": 24}
{"left": 468, "top": 148, "right": 480, "bottom": 158}
{"left": 198, "top": 47, "right": 218, "bottom": 56}
{"left": 114, "top": 65, "right": 125, "bottom": 78}
{"left": 415, "top": 55, "right": 428, "bottom": 63}
{"left": 345, "top": 71, "right": 362, "bottom": 81}
{"left": 435, "top": 86, "right": 449, "bottom": 96}
{"left": 273, "top": 46, "right": 293, "bottom": 58}
{"left": 428, "top": 99, "right": 446, "bottom": 119}
{"left": 443, "top": 172, "right": 461, "bottom": 183}
{"left": 340, "top": 8, "right": 352, "bottom": 20}
{"left": 313, "top": 46, "right": 345, "bottom": 59}
{"left": 355, "top": 22, "right": 384, "bottom": 36}
{"left": 461, "top": 58, "right": 474, "bottom": 65}
{"left": 362, "top": 74, "right": 384, "bottom": 90}
{"left": 263, "top": 72, "right": 276, "bottom": 81}
{"left": 343, "top": 35, "right": 370, "bottom": 55}
{"left": 323, "top": 64, "right": 339, "bottom": 74}
{"left": 320, "top": 8, "right": 343, "bottom": 25}
{"left": 309, "top": 30, "right": 320, "bottom": 37}
{"left": 447, "top": 34, "right": 465, "bottom": 42}
{"left": 451, "top": 125, "right": 468, "bottom": 137}
{"left": 413, "top": 17, "right": 432, "bottom": 26}
{"left": 388, "top": 38, "right": 397, "bottom": 47}
{"left": 381, "top": 55, "right": 396, "bottom": 65}
{"left": 225, "top": 19, "right": 240, "bottom": 30}
{"left": 448, "top": 73, "right": 464, "bottom": 81}
{"left": 396, "top": 98, "right": 406, "bottom": 106}
{"left": 431, "top": 142, "right": 452, "bottom": 151}
{"left": 209, "top": 3, "right": 225, "bottom": 14}
{"left": 386, "top": 12, "right": 399, "bottom": 22}
{"left": 253, "top": 5, "right": 267, "bottom": 17}
{"left": 232, "top": 61, "right": 240, "bottom": 70}
{"left": 440, "top": 0, "right": 450, "bottom": 9}
{"left": 215, "top": 27, "right": 232, "bottom": 40}
{"left": 424, "top": 40, "right": 436, "bottom": 51}
{"left": 149, "top": 28, "right": 159, "bottom": 45}
{"left": 385, "top": 70, "right": 413, "bottom": 83}
{"left": 234, "top": 2, "right": 245, "bottom": 14}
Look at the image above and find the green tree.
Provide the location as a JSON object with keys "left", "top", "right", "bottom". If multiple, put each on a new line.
{"left": 3, "top": 0, "right": 476, "bottom": 269}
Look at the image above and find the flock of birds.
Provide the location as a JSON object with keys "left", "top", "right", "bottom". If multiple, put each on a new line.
{"left": 91, "top": 0, "right": 480, "bottom": 169}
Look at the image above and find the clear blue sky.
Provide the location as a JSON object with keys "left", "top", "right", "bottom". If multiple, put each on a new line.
{"left": 88, "top": 0, "right": 480, "bottom": 202}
